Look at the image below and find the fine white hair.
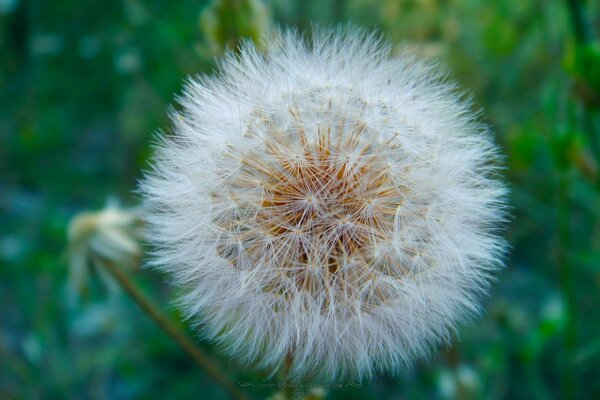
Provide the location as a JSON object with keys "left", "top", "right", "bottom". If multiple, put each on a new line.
{"left": 140, "top": 27, "right": 507, "bottom": 380}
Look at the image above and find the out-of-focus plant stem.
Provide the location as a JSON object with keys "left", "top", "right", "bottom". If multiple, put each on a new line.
{"left": 101, "top": 261, "right": 251, "bottom": 400}
{"left": 561, "top": 5, "right": 596, "bottom": 397}
{"left": 556, "top": 173, "right": 577, "bottom": 400}
{"left": 564, "top": 0, "right": 600, "bottom": 169}
{"left": 565, "top": 0, "right": 594, "bottom": 44}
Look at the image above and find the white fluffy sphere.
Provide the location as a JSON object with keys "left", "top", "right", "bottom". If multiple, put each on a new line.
{"left": 141, "top": 28, "right": 507, "bottom": 380}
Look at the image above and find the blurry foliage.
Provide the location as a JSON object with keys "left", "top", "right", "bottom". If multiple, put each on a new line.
{"left": 200, "top": 0, "right": 270, "bottom": 54}
{"left": 564, "top": 42, "right": 600, "bottom": 107}
{"left": 1, "top": 0, "right": 600, "bottom": 399}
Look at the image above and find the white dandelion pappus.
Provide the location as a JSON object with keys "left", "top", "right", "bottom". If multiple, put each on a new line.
{"left": 140, "top": 28, "right": 507, "bottom": 380}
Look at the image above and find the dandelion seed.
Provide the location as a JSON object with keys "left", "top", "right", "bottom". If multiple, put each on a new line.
{"left": 141, "top": 28, "right": 508, "bottom": 380}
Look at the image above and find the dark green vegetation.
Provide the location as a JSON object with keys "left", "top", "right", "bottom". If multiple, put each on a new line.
{"left": 2, "top": 0, "right": 600, "bottom": 399}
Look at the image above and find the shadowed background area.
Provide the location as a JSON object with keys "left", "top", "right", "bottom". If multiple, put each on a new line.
{"left": 1, "top": 0, "right": 600, "bottom": 399}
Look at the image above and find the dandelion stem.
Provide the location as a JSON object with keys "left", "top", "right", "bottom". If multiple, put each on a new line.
{"left": 101, "top": 261, "right": 250, "bottom": 400}
{"left": 282, "top": 352, "right": 295, "bottom": 399}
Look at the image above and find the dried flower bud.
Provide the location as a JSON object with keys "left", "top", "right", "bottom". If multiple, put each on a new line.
{"left": 67, "top": 203, "right": 141, "bottom": 302}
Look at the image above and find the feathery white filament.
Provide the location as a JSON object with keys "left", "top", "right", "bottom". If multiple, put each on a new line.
{"left": 141, "top": 28, "right": 507, "bottom": 380}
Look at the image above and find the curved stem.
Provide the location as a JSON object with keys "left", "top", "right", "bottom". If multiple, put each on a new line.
{"left": 101, "top": 261, "right": 251, "bottom": 400}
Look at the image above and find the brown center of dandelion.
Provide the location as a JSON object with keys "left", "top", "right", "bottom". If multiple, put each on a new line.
{"left": 213, "top": 104, "right": 411, "bottom": 304}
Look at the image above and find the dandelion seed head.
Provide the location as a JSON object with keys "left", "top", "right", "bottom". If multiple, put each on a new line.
{"left": 141, "top": 28, "right": 508, "bottom": 380}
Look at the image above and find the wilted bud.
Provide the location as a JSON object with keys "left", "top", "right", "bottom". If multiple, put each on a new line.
{"left": 67, "top": 202, "right": 142, "bottom": 303}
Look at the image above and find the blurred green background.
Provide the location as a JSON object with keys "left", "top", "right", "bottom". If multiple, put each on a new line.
{"left": 2, "top": 0, "right": 600, "bottom": 399}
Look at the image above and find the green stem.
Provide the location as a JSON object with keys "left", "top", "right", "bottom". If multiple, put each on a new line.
{"left": 564, "top": 1, "right": 600, "bottom": 164}
{"left": 557, "top": 173, "right": 577, "bottom": 400}
{"left": 101, "top": 261, "right": 251, "bottom": 400}
{"left": 565, "top": 0, "right": 595, "bottom": 44}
